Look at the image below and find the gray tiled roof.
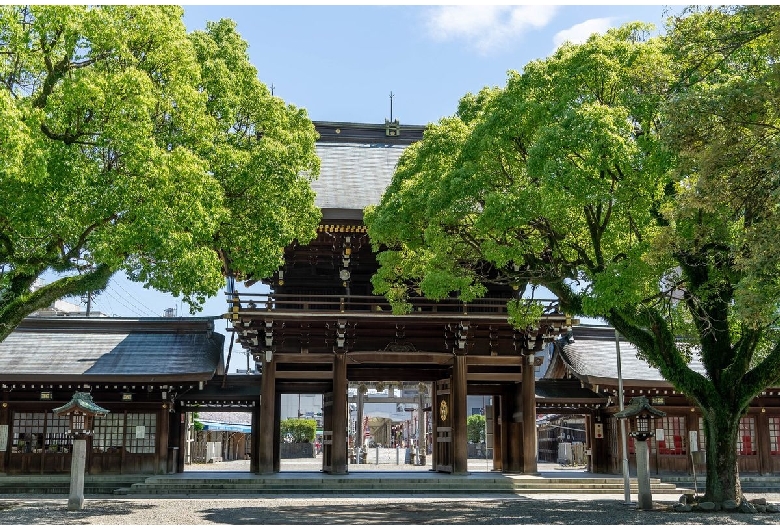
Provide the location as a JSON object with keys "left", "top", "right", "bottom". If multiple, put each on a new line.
{"left": 0, "top": 317, "right": 223, "bottom": 382}
{"left": 312, "top": 143, "right": 408, "bottom": 211}
{"left": 558, "top": 326, "right": 706, "bottom": 386}
{"left": 198, "top": 411, "right": 251, "bottom": 425}
{"left": 535, "top": 380, "right": 604, "bottom": 402}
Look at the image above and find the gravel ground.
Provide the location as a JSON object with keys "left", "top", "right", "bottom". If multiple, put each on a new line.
{"left": 3, "top": 494, "right": 780, "bottom": 525}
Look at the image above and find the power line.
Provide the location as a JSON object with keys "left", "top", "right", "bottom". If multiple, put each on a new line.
{"left": 103, "top": 284, "right": 156, "bottom": 317}
{"left": 111, "top": 280, "right": 159, "bottom": 316}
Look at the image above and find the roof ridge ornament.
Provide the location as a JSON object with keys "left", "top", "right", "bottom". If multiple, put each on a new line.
{"left": 385, "top": 91, "right": 400, "bottom": 137}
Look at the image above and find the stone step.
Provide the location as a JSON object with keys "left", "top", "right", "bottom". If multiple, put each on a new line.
{"left": 114, "top": 487, "right": 692, "bottom": 496}
{"left": 114, "top": 475, "right": 689, "bottom": 497}
{"left": 664, "top": 475, "right": 780, "bottom": 493}
{"left": 0, "top": 475, "right": 149, "bottom": 495}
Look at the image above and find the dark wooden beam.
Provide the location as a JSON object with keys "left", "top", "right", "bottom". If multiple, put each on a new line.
{"left": 466, "top": 373, "right": 522, "bottom": 382}
{"left": 275, "top": 370, "right": 334, "bottom": 380}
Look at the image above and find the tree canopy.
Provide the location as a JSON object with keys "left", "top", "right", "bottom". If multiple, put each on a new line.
{"left": 0, "top": 6, "right": 320, "bottom": 342}
{"left": 365, "top": 7, "right": 780, "bottom": 503}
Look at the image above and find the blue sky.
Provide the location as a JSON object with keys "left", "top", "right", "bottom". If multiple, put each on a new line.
{"left": 56, "top": 4, "right": 684, "bottom": 367}
{"left": 183, "top": 4, "right": 680, "bottom": 126}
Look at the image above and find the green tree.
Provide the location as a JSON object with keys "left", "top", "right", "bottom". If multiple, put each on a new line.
{"left": 467, "top": 414, "right": 485, "bottom": 444}
{"left": 0, "top": 6, "right": 320, "bottom": 342}
{"left": 366, "top": 11, "right": 780, "bottom": 504}
{"left": 280, "top": 418, "right": 316, "bottom": 443}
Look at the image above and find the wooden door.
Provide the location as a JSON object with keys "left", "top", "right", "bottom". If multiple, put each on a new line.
{"left": 322, "top": 391, "right": 333, "bottom": 472}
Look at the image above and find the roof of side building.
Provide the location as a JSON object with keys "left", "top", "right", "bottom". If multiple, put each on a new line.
{"left": 0, "top": 317, "right": 224, "bottom": 382}
{"left": 549, "top": 325, "right": 707, "bottom": 387}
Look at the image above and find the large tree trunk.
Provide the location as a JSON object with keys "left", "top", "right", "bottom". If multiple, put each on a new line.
{"left": 702, "top": 408, "right": 742, "bottom": 503}
{"left": 0, "top": 265, "right": 113, "bottom": 343}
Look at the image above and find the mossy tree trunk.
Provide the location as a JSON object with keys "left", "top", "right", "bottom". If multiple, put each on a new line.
{"left": 701, "top": 407, "right": 742, "bottom": 503}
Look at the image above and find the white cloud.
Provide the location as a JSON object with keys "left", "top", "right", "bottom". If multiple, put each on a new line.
{"left": 552, "top": 17, "right": 615, "bottom": 50}
{"left": 425, "top": 5, "right": 560, "bottom": 54}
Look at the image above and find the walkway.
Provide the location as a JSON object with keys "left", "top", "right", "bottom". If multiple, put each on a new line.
{"left": 185, "top": 453, "right": 573, "bottom": 474}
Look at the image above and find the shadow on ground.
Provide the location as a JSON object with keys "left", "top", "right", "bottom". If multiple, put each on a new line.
{"left": 198, "top": 499, "right": 780, "bottom": 525}
{"left": 0, "top": 500, "right": 157, "bottom": 525}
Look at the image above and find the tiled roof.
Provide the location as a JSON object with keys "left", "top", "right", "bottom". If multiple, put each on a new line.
{"left": 311, "top": 142, "right": 408, "bottom": 211}
{"left": 557, "top": 325, "right": 706, "bottom": 386}
{"left": 198, "top": 411, "right": 251, "bottom": 425}
{"left": 0, "top": 317, "right": 223, "bottom": 382}
{"left": 535, "top": 379, "right": 604, "bottom": 402}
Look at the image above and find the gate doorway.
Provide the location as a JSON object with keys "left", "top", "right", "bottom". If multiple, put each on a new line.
{"left": 279, "top": 393, "right": 323, "bottom": 472}
{"left": 346, "top": 381, "right": 431, "bottom": 472}
{"left": 183, "top": 411, "right": 252, "bottom": 473}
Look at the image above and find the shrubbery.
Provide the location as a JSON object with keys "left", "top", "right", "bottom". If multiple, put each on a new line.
{"left": 281, "top": 418, "right": 317, "bottom": 443}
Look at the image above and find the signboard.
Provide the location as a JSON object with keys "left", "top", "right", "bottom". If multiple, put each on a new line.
{"left": 0, "top": 425, "right": 7, "bottom": 451}
{"left": 136, "top": 425, "right": 146, "bottom": 439}
{"left": 656, "top": 428, "right": 665, "bottom": 441}
{"left": 594, "top": 423, "right": 603, "bottom": 439}
{"left": 689, "top": 430, "right": 698, "bottom": 451}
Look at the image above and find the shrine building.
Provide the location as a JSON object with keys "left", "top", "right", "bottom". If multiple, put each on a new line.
{"left": 1, "top": 121, "right": 779, "bottom": 479}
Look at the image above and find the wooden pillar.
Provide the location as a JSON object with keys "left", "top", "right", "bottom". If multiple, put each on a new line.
{"left": 452, "top": 353, "right": 468, "bottom": 474}
{"left": 492, "top": 395, "right": 502, "bottom": 471}
{"left": 521, "top": 353, "right": 538, "bottom": 474}
{"left": 165, "top": 407, "right": 180, "bottom": 473}
{"left": 431, "top": 382, "right": 439, "bottom": 469}
{"left": 258, "top": 356, "right": 276, "bottom": 474}
{"left": 250, "top": 402, "right": 260, "bottom": 473}
{"left": 273, "top": 392, "right": 282, "bottom": 473}
{"left": 175, "top": 412, "right": 186, "bottom": 473}
{"left": 757, "top": 409, "right": 771, "bottom": 475}
{"left": 356, "top": 390, "right": 364, "bottom": 451}
{"left": 417, "top": 388, "right": 426, "bottom": 466}
{"left": 1, "top": 399, "right": 10, "bottom": 473}
{"left": 502, "top": 387, "right": 521, "bottom": 472}
{"left": 584, "top": 414, "right": 593, "bottom": 473}
{"left": 330, "top": 352, "right": 348, "bottom": 474}
{"left": 158, "top": 407, "right": 169, "bottom": 474}
{"left": 590, "top": 412, "right": 609, "bottom": 473}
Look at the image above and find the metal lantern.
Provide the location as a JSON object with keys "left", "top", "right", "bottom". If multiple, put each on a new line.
{"left": 614, "top": 395, "right": 666, "bottom": 441}
{"left": 53, "top": 391, "right": 109, "bottom": 438}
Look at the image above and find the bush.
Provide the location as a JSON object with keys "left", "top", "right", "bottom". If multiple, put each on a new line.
{"left": 281, "top": 418, "right": 317, "bottom": 443}
{"left": 467, "top": 414, "right": 485, "bottom": 444}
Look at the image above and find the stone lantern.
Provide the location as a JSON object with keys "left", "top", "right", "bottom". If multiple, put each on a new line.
{"left": 53, "top": 392, "right": 109, "bottom": 510}
{"left": 614, "top": 395, "right": 666, "bottom": 510}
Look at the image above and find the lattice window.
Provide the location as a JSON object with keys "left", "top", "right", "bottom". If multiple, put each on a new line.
{"left": 93, "top": 413, "right": 125, "bottom": 453}
{"left": 657, "top": 416, "right": 686, "bottom": 455}
{"left": 769, "top": 417, "right": 780, "bottom": 455}
{"left": 738, "top": 416, "right": 757, "bottom": 455}
{"left": 13, "top": 412, "right": 45, "bottom": 453}
{"left": 12, "top": 413, "right": 73, "bottom": 454}
{"left": 45, "top": 415, "right": 72, "bottom": 453}
{"left": 125, "top": 413, "right": 156, "bottom": 454}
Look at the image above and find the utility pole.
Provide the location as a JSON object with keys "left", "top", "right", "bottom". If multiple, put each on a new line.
{"left": 616, "top": 329, "right": 632, "bottom": 504}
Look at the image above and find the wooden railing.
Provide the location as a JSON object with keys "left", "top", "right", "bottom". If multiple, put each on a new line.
{"left": 226, "top": 292, "right": 560, "bottom": 317}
